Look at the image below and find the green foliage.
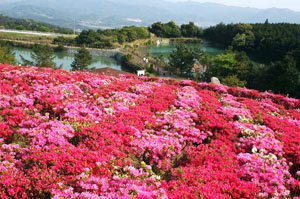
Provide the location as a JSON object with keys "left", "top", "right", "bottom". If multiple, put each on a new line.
{"left": 93, "top": 39, "right": 114, "bottom": 49}
{"left": 71, "top": 47, "right": 92, "bottom": 71}
{"left": 120, "top": 26, "right": 147, "bottom": 42}
{"left": 149, "top": 21, "right": 182, "bottom": 38}
{"left": 0, "top": 45, "right": 17, "bottom": 65}
{"left": 0, "top": 14, "right": 72, "bottom": 34}
{"left": 121, "top": 54, "right": 133, "bottom": 67}
{"left": 20, "top": 44, "right": 60, "bottom": 69}
{"left": 54, "top": 44, "right": 66, "bottom": 52}
{"left": 117, "top": 34, "right": 125, "bottom": 44}
{"left": 204, "top": 23, "right": 300, "bottom": 62}
{"left": 75, "top": 26, "right": 150, "bottom": 48}
{"left": 234, "top": 52, "right": 257, "bottom": 81}
{"left": 164, "top": 21, "right": 181, "bottom": 38}
{"left": 207, "top": 50, "right": 257, "bottom": 87}
{"left": 204, "top": 22, "right": 300, "bottom": 98}
{"left": 120, "top": 53, "right": 140, "bottom": 71}
{"left": 181, "top": 22, "right": 203, "bottom": 38}
{"left": 169, "top": 43, "right": 207, "bottom": 77}
{"left": 53, "top": 36, "right": 74, "bottom": 46}
{"left": 15, "top": 25, "right": 26, "bottom": 30}
{"left": 222, "top": 75, "right": 247, "bottom": 87}
{"left": 261, "top": 55, "right": 300, "bottom": 97}
{"left": 39, "top": 26, "right": 50, "bottom": 32}
{"left": 149, "top": 21, "right": 203, "bottom": 38}
{"left": 149, "top": 22, "right": 166, "bottom": 37}
{"left": 147, "top": 64, "right": 155, "bottom": 74}
{"left": 211, "top": 52, "right": 238, "bottom": 78}
{"left": 62, "top": 29, "right": 73, "bottom": 34}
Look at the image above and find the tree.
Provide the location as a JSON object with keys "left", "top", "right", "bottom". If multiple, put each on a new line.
{"left": 39, "top": 26, "right": 50, "bottom": 32}
{"left": 0, "top": 45, "right": 17, "bottom": 65}
{"left": 210, "top": 52, "right": 237, "bottom": 78}
{"left": 121, "top": 27, "right": 138, "bottom": 42}
{"left": 208, "top": 50, "right": 257, "bottom": 87}
{"left": 169, "top": 43, "right": 207, "bottom": 77}
{"left": 15, "top": 25, "right": 26, "bottom": 30}
{"left": 149, "top": 22, "right": 165, "bottom": 37}
{"left": 235, "top": 51, "right": 257, "bottom": 81}
{"left": 262, "top": 55, "right": 300, "bottom": 97}
{"left": 181, "top": 22, "right": 203, "bottom": 38}
{"left": 71, "top": 47, "right": 92, "bottom": 71}
{"left": 232, "top": 26, "right": 255, "bottom": 51}
{"left": 222, "top": 75, "right": 247, "bottom": 87}
{"left": 54, "top": 44, "right": 66, "bottom": 52}
{"left": 149, "top": 21, "right": 181, "bottom": 38}
{"left": 289, "top": 48, "right": 300, "bottom": 71}
{"left": 165, "top": 21, "right": 181, "bottom": 38}
{"left": 20, "top": 44, "right": 59, "bottom": 69}
{"left": 75, "top": 30, "right": 99, "bottom": 46}
{"left": 133, "top": 27, "right": 150, "bottom": 39}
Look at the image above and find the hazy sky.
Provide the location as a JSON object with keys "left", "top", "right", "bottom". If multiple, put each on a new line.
{"left": 169, "top": 0, "right": 300, "bottom": 11}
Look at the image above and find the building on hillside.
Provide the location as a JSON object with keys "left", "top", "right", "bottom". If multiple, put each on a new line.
{"left": 89, "top": 67, "right": 132, "bottom": 77}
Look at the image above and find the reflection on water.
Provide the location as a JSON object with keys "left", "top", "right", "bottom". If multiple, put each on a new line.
{"left": 12, "top": 47, "right": 123, "bottom": 71}
{"left": 143, "top": 41, "right": 225, "bottom": 59}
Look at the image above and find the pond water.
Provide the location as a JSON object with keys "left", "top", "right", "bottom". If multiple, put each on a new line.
{"left": 12, "top": 41, "right": 226, "bottom": 72}
{"left": 12, "top": 47, "right": 123, "bottom": 71}
{"left": 142, "top": 40, "right": 225, "bottom": 60}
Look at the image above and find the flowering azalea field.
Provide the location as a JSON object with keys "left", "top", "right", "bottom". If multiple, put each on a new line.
{"left": 0, "top": 64, "right": 300, "bottom": 198}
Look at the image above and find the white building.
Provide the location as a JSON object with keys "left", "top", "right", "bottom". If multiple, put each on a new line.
{"left": 137, "top": 70, "right": 145, "bottom": 76}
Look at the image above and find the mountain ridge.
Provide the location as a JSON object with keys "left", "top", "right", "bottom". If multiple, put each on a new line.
{"left": 1, "top": 0, "right": 300, "bottom": 29}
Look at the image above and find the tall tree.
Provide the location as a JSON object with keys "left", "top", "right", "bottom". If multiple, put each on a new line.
{"left": 181, "top": 22, "right": 203, "bottom": 38}
{"left": 169, "top": 43, "right": 206, "bottom": 77}
{"left": 149, "top": 22, "right": 166, "bottom": 37}
{"left": 71, "top": 47, "right": 92, "bottom": 71}
{"left": 210, "top": 52, "right": 237, "bottom": 78}
{"left": 0, "top": 45, "right": 17, "bottom": 65}
{"left": 262, "top": 55, "right": 300, "bottom": 97}
{"left": 20, "top": 44, "right": 59, "bottom": 69}
{"left": 149, "top": 21, "right": 181, "bottom": 38}
{"left": 165, "top": 21, "right": 181, "bottom": 38}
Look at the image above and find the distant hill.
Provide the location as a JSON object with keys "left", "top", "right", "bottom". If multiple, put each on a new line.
{"left": 1, "top": 0, "right": 300, "bottom": 29}
{"left": 0, "top": 14, "right": 73, "bottom": 34}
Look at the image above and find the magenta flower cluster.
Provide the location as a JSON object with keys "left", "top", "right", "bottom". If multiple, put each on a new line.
{"left": 0, "top": 64, "right": 300, "bottom": 198}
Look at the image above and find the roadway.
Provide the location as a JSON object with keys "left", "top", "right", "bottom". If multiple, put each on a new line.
{"left": 0, "top": 29, "right": 74, "bottom": 37}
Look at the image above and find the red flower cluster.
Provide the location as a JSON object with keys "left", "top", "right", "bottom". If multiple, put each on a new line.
{"left": 0, "top": 64, "right": 299, "bottom": 198}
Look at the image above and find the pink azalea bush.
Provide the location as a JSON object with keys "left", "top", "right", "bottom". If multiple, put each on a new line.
{"left": 0, "top": 64, "right": 300, "bottom": 198}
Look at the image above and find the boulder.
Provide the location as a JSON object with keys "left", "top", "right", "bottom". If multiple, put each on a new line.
{"left": 211, "top": 77, "right": 221, "bottom": 85}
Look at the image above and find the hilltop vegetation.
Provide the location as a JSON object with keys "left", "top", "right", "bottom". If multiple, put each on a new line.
{"left": 74, "top": 26, "right": 150, "bottom": 48}
{"left": 0, "top": 14, "right": 73, "bottom": 34}
{"left": 149, "top": 21, "right": 203, "bottom": 38}
{"left": 53, "top": 21, "right": 203, "bottom": 48}
{"left": 203, "top": 21, "right": 300, "bottom": 62}
{"left": 0, "top": 64, "right": 299, "bottom": 198}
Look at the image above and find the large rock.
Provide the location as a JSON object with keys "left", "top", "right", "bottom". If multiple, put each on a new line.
{"left": 211, "top": 77, "right": 221, "bottom": 85}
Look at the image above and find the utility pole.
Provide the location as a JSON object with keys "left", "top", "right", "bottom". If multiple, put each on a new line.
{"left": 73, "top": 16, "right": 76, "bottom": 35}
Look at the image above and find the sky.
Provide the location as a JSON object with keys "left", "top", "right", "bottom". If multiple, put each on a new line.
{"left": 169, "top": 0, "right": 300, "bottom": 11}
